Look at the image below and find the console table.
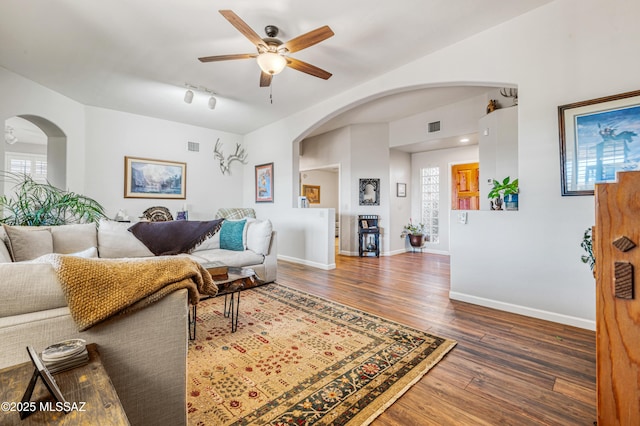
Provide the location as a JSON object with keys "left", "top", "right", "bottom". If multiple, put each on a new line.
{"left": 358, "top": 215, "right": 380, "bottom": 257}
{"left": 0, "top": 344, "right": 129, "bottom": 425}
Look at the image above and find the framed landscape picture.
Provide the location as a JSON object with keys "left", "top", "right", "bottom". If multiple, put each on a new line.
{"left": 124, "top": 156, "right": 186, "bottom": 199}
{"left": 302, "top": 184, "right": 320, "bottom": 204}
{"left": 558, "top": 89, "right": 640, "bottom": 195}
{"left": 255, "top": 162, "right": 274, "bottom": 203}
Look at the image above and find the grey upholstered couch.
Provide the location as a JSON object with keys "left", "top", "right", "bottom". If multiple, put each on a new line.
{"left": 0, "top": 209, "right": 276, "bottom": 425}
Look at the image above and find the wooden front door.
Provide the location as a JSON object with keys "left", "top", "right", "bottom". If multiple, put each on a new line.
{"left": 451, "top": 162, "right": 479, "bottom": 210}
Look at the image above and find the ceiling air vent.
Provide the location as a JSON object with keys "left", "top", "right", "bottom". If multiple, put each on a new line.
{"left": 187, "top": 141, "right": 200, "bottom": 152}
{"left": 428, "top": 121, "right": 441, "bottom": 133}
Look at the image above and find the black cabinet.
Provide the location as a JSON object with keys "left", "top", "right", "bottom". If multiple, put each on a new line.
{"left": 358, "top": 215, "right": 380, "bottom": 257}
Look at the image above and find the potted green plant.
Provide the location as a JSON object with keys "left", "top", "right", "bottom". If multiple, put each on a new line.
{"left": 581, "top": 227, "right": 595, "bottom": 276}
{"left": 488, "top": 176, "right": 519, "bottom": 210}
{"left": 400, "top": 219, "right": 426, "bottom": 247}
{"left": 0, "top": 172, "right": 106, "bottom": 226}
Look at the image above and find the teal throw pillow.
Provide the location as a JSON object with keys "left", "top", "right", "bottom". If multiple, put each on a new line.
{"left": 219, "top": 219, "right": 246, "bottom": 251}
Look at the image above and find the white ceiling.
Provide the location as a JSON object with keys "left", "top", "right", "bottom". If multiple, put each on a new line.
{"left": 0, "top": 0, "right": 550, "bottom": 136}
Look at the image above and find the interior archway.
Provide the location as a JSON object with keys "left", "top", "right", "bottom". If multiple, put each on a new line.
{"left": 3, "top": 115, "right": 67, "bottom": 190}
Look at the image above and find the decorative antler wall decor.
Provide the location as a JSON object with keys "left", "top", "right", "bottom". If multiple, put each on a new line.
{"left": 214, "top": 139, "right": 248, "bottom": 175}
{"left": 499, "top": 88, "right": 518, "bottom": 106}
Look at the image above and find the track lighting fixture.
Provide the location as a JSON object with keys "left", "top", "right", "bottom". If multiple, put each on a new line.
{"left": 184, "top": 89, "right": 194, "bottom": 104}
{"left": 183, "top": 83, "right": 217, "bottom": 110}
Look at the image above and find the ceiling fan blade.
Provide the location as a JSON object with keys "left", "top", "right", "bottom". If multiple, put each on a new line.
{"left": 286, "top": 57, "right": 332, "bottom": 80}
{"left": 260, "top": 72, "right": 272, "bottom": 87}
{"left": 219, "top": 10, "right": 265, "bottom": 49}
{"left": 281, "top": 26, "right": 334, "bottom": 53}
{"left": 198, "top": 53, "right": 256, "bottom": 62}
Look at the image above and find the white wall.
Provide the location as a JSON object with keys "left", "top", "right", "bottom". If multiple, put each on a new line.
{"left": 0, "top": 67, "right": 86, "bottom": 192}
{"left": 412, "top": 145, "right": 479, "bottom": 254}
{"left": 389, "top": 94, "right": 487, "bottom": 147}
{"left": 389, "top": 149, "right": 411, "bottom": 254}
{"left": 243, "top": 0, "right": 638, "bottom": 328}
{"left": 83, "top": 107, "right": 244, "bottom": 220}
{"left": 300, "top": 170, "right": 339, "bottom": 210}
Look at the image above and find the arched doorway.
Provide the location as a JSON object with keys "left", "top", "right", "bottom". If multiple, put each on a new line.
{"left": 3, "top": 115, "right": 67, "bottom": 191}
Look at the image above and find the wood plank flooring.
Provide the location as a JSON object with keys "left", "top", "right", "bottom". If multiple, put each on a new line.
{"left": 275, "top": 251, "right": 596, "bottom": 425}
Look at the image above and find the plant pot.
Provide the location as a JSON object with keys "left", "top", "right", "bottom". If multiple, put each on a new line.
{"left": 408, "top": 234, "right": 425, "bottom": 248}
{"left": 504, "top": 194, "right": 518, "bottom": 210}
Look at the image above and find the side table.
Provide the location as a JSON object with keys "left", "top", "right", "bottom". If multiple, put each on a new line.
{"left": 0, "top": 343, "right": 129, "bottom": 425}
{"left": 190, "top": 267, "right": 259, "bottom": 339}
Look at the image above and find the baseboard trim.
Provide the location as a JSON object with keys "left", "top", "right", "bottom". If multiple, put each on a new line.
{"left": 449, "top": 291, "right": 595, "bottom": 331}
{"left": 277, "top": 255, "right": 336, "bottom": 270}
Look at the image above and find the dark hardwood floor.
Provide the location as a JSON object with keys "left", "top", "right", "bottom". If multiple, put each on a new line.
{"left": 275, "top": 251, "right": 596, "bottom": 425}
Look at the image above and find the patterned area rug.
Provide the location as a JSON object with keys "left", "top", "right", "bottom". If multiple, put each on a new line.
{"left": 187, "top": 284, "right": 456, "bottom": 425}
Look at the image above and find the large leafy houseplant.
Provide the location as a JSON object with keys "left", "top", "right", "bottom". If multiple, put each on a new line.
{"left": 0, "top": 172, "right": 106, "bottom": 226}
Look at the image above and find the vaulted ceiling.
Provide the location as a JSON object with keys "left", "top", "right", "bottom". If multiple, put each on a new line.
{"left": 0, "top": 0, "right": 551, "bottom": 136}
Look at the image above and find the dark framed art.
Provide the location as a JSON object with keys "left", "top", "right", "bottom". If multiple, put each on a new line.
{"left": 124, "top": 156, "right": 186, "bottom": 199}
{"left": 255, "top": 162, "right": 274, "bottom": 203}
{"left": 359, "top": 178, "right": 380, "bottom": 206}
{"left": 397, "top": 182, "right": 407, "bottom": 197}
{"left": 558, "top": 89, "right": 640, "bottom": 196}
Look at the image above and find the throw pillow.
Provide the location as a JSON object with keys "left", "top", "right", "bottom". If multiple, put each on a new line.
{"left": 245, "top": 218, "right": 273, "bottom": 255}
{"left": 3, "top": 225, "right": 54, "bottom": 262}
{"left": 96, "top": 219, "right": 154, "bottom": 258}
{"left": 219, "top": 219, "right": 246, "bottom": 251}
{"left": 50, "top": 223, "right": 98, "bottom": 254}
{"left": 0, "top": 229, "right": 12, "bottom": 263}
{"left": 193, "top": 231, "right": 220, "bottom": 252}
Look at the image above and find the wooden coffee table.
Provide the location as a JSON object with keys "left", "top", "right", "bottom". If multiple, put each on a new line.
{"left": 189, "top": 267, "right": 259, "bottom": 339}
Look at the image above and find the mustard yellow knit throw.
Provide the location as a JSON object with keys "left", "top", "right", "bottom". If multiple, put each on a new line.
{"left": 49, "top": 255, "right": 217, "bottom": 331}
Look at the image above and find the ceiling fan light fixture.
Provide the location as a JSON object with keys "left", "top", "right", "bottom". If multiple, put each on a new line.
{"left": 184, "top": 89, "right": 194, "bottom": 104}
{"left": 256, "top": 52, "right": 287, "bottom": 75}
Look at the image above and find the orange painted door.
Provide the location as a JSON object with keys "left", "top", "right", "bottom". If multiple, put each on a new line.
{"left": 451, "top": 163, "right": 479, "bottom": 210}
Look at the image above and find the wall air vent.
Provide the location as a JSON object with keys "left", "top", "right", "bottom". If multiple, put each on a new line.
{"left": 428, "top": 121, "right": 441, "bottom": 133}
{"left": 187, "top": 141, "right": 200, "bottom": 152}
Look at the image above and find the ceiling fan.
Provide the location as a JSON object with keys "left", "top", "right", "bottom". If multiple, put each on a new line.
{"left": 198, "top": 10, "right": 334, "bottom": 87}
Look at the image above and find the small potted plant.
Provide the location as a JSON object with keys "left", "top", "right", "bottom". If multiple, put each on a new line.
{"left": 400, "top": 219, "right": 426, "bottom": 247}
{"left": 488, "top": 176, "right": 519, "bottom": 210}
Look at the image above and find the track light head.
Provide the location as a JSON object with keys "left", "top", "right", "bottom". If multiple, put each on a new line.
{"left": 184, "top": 89, "right": 194, "bottom": 104}
{"left": 208, "top": 96, "right": 217, "bottom": 110}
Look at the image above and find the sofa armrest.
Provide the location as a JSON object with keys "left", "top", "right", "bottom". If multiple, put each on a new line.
{"left": 0, "top": 289, "right": 189, "bottom": 426}
{"left": 261, "top": 230, "right": 277, "bottom": 283}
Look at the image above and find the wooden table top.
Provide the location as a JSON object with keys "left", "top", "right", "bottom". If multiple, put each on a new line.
{"left": 0, "top": 343, "right": 129, "bottom": 425}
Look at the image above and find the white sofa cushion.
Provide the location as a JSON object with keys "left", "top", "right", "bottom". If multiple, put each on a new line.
{"left": 0, "top": 234, "right": 11, "bottom": 263}
{"left": 2, "top": 225, "right": 53, "bottom": 261}
{"left": 97, "top": 219, "right": 154, "bottom": 258}
{"left": 193, "top": 232, "right": 220, "bottom": 252}
{"left": 50, "top": 223, "right": 97, "bottom": 254}
{"left": 190, "top": 248, "right": 264, "bottom": 268}
{"left": 245, "top": 218, "right": 273, "bottom": 255}
{"left": 0, "top": 263, "right": 67, "bottom": 317}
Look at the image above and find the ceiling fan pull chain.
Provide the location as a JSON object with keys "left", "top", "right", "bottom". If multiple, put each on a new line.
{"left": 270, "top": 81, "right": 274, "bottom": 104}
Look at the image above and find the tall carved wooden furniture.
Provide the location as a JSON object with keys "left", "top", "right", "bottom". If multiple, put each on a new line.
{"left": 594, "top": 171, "right": 640, "bottom": 425}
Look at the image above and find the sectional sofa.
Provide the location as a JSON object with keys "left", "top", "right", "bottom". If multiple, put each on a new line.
{"left": 0, "top": 211, "right": 276, "bottom": 425}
